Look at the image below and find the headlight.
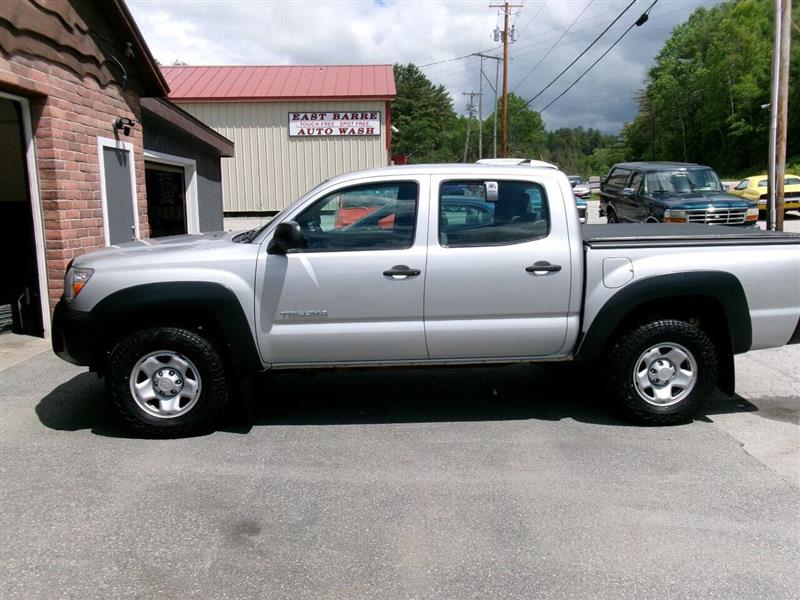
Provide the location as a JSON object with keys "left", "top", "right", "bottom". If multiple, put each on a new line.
{"left": 663, "top": 209, "right": 687, "bottom": 223}
{"left": 745, "top": 207, "right": 759, "bottom": 222}
{"left": 64, "top": 267, "right": 94, "bottom": 301}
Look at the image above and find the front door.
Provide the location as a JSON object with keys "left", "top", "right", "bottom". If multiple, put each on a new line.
{"left": 256, "top": 177, "right": 429, "bottom": 364}
{"left": 424, "top": 175, "right": 572, "bottom": 359}
{"left": 100, "top": 141, "right": 137, "bottom": 245}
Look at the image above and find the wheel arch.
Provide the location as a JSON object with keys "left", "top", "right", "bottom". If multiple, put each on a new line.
{"left": 577, "top": 271, "right": 751, "bottom": 393}
{"left": 89, "top": 282, "right": 263, "bottom": 375}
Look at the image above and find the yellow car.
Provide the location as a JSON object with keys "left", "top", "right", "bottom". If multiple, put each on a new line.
{"left": 730, "top": 174, "right": 800, "bottom": 211}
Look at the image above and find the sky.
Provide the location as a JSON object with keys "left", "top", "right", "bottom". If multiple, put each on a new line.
{"left": 127, "top": 0, "right": 719, "bottom": 134}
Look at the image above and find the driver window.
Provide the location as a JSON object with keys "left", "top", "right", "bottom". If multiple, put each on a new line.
{"left": 293, "top": 181, "right": 418, "bottom": 252}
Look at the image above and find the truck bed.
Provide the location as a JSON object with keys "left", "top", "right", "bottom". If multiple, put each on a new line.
{"left": 582, "top": 224, "right": 800, "bottom": 248}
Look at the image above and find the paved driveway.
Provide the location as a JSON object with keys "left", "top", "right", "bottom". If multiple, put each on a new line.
{"left": 1, "top": 344, "right": 798, "bottom": 599}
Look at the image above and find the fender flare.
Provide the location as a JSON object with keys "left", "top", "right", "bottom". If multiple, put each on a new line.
{"left": 576, "top": 271, "right": 752, "bottom": 362}
{"left": 90, "top": 282, "right": 263, "bottom": 374}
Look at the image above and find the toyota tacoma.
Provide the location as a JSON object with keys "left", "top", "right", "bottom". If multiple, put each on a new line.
{"left": 53, "top": 164, "right": 800, "bottom": 436}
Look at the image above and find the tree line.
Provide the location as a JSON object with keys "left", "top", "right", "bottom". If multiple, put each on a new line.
{"left": 623, "top": 0, "right": 799, "bottom": 177}
{"left": 390, "top": 63, "right": 623, "bottom": 177}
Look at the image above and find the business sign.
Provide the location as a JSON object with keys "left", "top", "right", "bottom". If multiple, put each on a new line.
{"left": 289, "top": 111, "right": 381, "bottom": 137}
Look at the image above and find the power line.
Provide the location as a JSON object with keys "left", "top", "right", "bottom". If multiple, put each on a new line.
{"left": 516, "top": 0, "right": 639, "bottom": 111}
{"left": 513, "top": 0, "right": 594, "bottom": 93}
{"left": 510, "top": 1, "right": 688, "bottom": 59}
{"left": 514, "top": 0, "right": 548, "bottom": 37}
{"left": 538, "top": 0, "right": 658, "bottom": 113}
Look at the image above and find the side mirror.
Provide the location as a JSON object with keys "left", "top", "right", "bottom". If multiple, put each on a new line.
{"left": 267, "top": 220, "right": 306, "bottom": 254}
{"left": 570, "top": 181, "right": 577, "bottom": 188}
{"left": 600, "top": 176, "right": 607, "bottom": 185}
{"left": 622, "top": 187, "right": 635, "bottom": 197}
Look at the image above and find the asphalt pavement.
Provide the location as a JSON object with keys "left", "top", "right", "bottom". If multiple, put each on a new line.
{"left": 2, "top": 204, "right": 799, "bottom": 599}
{"left": 1, "top": 340, "right": 798, "bottom": 599}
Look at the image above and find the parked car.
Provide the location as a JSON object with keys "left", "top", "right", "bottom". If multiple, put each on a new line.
{"left": 568, "top": 175, "right": 591, "bottom": 199}
{"left": 600, "top": 162, "right": 758, "bottom": 226}
{"left": 729, "top": 174, "right": 800, "bottom": 212}
{"left": 53, "top": 164, "right": 800, "bottom": 437}
{"left": 575, "top": 195, "right": 588, "bottom": 223}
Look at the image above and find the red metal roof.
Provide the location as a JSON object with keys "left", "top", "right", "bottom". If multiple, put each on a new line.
{"left": 161, "top": 65, "right": 396, "bottom": 102}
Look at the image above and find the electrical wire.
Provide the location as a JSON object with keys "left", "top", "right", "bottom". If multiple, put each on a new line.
{"left": 420, "top": 45, "right": 501, "bottom": 69}
{"left": 512, "top": 0, "right": 594, "bottom": 92}
{"left": 516, "top": 0, "right": 638, "bottom": 111}
{"left": 537, "top": 0, "right": 658, "bottom": 113}
{"left": 514, "top": 0, "right": 548, "bottom": 37}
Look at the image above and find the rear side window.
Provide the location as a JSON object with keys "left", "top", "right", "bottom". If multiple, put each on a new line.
{"left": 607, "top": 168, "right": 631, "bottom": 188}
{"left": 439, "top": 180, "right": 549, "bottom": 247}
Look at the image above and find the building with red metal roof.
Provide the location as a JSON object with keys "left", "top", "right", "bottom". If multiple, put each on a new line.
{"left": 163, "top": 65, "right": 397, "bottom": 213}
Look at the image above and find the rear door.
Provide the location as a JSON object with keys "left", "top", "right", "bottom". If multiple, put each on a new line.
{"left": 255, "top": 176, "right": 430, "bottom": 364}
{"left": 424, "top": 175, "right": 572, "bottom": 359}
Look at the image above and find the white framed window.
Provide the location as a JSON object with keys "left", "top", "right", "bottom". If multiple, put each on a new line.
{"left": 143, "top": 149, "right": 199, "bottom": 235}
{"left": 97, "top": 136, "right": 140, "bottom": 245}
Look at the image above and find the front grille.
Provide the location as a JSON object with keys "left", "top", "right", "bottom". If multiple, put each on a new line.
{"left": 685, "top": 208, "right": 747, "bottom": 225}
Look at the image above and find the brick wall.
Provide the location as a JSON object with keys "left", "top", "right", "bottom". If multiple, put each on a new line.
{"left": 0, "top": 54, "right": 149, "bottom": 307}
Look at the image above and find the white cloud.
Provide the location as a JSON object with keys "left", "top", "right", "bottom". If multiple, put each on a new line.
{"left": 127, "top": 0, "right": 719, "bottom": 133}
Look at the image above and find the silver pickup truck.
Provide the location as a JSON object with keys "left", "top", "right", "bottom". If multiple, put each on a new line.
{"left": 52, "top": 164, "right": 800, "bottom": 437}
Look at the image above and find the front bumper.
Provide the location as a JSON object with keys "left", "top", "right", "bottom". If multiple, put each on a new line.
{"left": 52, "top": 300, "right": 99, "bottom": 367}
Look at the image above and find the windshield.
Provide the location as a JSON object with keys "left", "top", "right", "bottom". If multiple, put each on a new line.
{"left": 645, "top": 168, "right": 722, "bottom": 193}
{"left": 568, "top": 176, "right": 586, "bottom": 185}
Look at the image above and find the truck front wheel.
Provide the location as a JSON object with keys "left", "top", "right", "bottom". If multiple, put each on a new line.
{"left": 106, "top": 327, "right": 229, "bottom": 437}
{"left": 606, "top": 319, "right": 718, "bottom": 425}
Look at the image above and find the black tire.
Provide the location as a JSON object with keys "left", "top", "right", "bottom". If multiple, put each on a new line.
{"left": 606, "top": 319, "right": 718, "bottom": 425}
{"left": 106, "top": 327, "right": 228, "bottom": 437}
{"left": 606, "top": 208, "right": 620, "bottom": 224}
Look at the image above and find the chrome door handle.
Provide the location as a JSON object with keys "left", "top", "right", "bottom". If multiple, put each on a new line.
{"left": 525, "top": 261, "right": 562, "bottom": 275}
{"left": 383, "top": 265, "right": 421, "bottom": 278}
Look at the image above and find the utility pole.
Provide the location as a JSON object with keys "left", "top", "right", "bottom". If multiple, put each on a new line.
{"left": 767, "top": 0, "right": 792, "bottom": 231}
{"left": 462, "top": 92, "right": 479, "bottom": 162}
{"left": 478, "top": 56, "right": 484, "bottom": 160}
{"left": 491, "top": 1, "right": 521, "bottom": 158}
{"left": 474, "top": 52, "right": 502, "bottom": 158}
{"left": 494, "top": 58, "right": 499, "bottom": 157}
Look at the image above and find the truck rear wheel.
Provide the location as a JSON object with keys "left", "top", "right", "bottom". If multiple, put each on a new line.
{"left": 106, "top": 327, "right": 228, "bottom": 437}
{"left": 606, "top": 319, "right": 718, "bottom": 425}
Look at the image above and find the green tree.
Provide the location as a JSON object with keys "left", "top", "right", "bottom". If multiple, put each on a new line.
{"left": 480, "top": 93, "right": 548, "bottom": 160}
{"left": 390, "top": 64, "right": 459, "bottom": 163}
{"left": 623, "top": 0, "right": 799, "bottom": 176}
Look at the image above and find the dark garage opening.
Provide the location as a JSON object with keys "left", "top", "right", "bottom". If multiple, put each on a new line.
{"left": 145, "top": 161, "right": 187, "bottom": 237}
{"left": 0, "top": 97, "right": 43, "bottom": 337}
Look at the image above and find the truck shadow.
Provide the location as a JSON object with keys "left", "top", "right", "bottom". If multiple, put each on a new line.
{"left": 35, "top": 362, "right": 761, "bottom": 438}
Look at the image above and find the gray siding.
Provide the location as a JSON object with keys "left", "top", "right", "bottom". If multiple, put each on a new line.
{"left": 143, "top": 117, "right": 224, "bottom": 231}
{"left": 178, "top": 101, "right": 389, "bottom": 213}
